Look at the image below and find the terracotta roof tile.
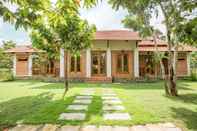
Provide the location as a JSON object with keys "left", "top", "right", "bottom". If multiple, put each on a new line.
{"left": 94, "top": 30, "right": 141, "bottom": 40}
{"left": 139, "top": 39, "right": 168, "bottom": 46}
{"left": 139, "top": 40, "right": 197, "bottom": 52}
{"left": 5, "top": 45, "right": 43, "bottom": 53}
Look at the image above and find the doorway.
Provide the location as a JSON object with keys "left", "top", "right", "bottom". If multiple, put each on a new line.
{"left": 91, "top": 51, "right": 106, "bottom": 76}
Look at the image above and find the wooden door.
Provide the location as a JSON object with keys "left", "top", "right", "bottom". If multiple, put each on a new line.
{"left": 91, "top": 51, "right": 106, "bottom": 76}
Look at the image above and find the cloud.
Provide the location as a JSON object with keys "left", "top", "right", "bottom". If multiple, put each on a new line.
{"left": 80, "top": 1, "right": 128, "bottom": 30}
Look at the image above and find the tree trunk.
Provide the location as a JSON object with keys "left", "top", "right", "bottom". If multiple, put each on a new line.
{"left": 62, "top": 51, "right": 69, "bottom": 98}
{"left": 160, "top": 60, "right": 165, "bottom": 79}
{"left": 158, "top": 3, "right": 178, "bottom": 96}
{"left": 168, "top": 51, "right": 178, "bottom": 96}
{"left": 153, "top": 33, "right": 170, "bottom": 95}
{"left": 167, "top": 35, "right": 178, "bottom": 96}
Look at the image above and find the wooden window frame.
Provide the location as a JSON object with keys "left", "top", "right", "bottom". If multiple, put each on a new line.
{"left": 116, "top": 53, "right": 129, "bottom": 74}
{"left": 70, "top": 55, "right": 81, "bottom": 73}
{"left": 91, "top": 51, "right": 106, "bottom": 76}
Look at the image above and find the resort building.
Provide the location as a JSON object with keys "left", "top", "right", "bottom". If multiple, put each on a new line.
{"left": 6, "top": 30, "right": 196, "bottom": 82}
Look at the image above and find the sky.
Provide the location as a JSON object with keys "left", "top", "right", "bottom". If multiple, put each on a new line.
{"left": 0, "top": 1, "right": 165, "bottom": 45}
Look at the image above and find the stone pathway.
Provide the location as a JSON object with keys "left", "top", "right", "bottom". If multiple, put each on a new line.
{"left": 7, "top": 89, "right": 183, "bottom": 131}
{"left": 58, "top": 89, "right": 95, "bottom": 121}
{"left": 102, "top": 89, "right": 131, "bottom": 121}
{"left": 8, "top": 123, "right": 182, "bottom": 131}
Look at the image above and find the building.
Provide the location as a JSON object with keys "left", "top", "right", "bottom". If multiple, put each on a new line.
{"left": 6, "top": 30, "right": 196, "bottom": 82}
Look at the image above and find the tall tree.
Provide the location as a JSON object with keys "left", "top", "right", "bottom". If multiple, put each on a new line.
{"left": 109, "top": 0, "right": 197, "bottom": 96}
{"left": 0, "top": 0, "right": 97, "bottom": 98}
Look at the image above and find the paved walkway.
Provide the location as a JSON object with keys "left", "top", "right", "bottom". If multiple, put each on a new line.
{"left": 8, "top": 123, "right": 182, "bottom": 131}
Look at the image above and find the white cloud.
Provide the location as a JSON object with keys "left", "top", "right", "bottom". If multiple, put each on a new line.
{"left": 80, "top": 1, "right": 128, "bottom": 30}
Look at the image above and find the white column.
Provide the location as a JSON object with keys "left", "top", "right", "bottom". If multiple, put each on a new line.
{"left": 13, "top": 54, "right": 16, "bottom": 76}
{"left": 187, "top": 52, "right": 191, "bottom": 76}
{"left": 60, "top": 48, "right": 65, "bottom": 78}
{"left": 106, "top": 48, "right": 112, "bottom": 77}
{"left": 134, "top": 48, "right": 139, "bottom": 77}
{"left": 86, "top": 48, "right": 91, "bottom": 78}
{"left": 28, "top": 54, "right": 33, "bottom": 76}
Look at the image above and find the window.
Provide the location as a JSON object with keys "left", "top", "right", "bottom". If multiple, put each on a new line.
{"left": 117, "top": 53, "right": 129, "bottom": 73}
{"left": 70, "top": 55, "right": 81, "bottom": 72}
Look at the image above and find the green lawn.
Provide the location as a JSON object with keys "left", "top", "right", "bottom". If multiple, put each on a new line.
{"left": 0, "top": 80, "right": 197, "bottom": 131}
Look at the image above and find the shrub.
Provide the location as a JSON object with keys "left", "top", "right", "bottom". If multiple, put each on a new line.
{"left": 190, "top": 69, "right": 197, "bottom": 81}
{"left": 0, "top": 68, "right": 15, "bottom": 81}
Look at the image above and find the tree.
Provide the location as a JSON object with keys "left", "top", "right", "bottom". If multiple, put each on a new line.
{"left": 109, "top": 0, "right": 197, "bottom": 96}
{"left": 0, "top": 40, "right": 16, "bottom": 69}
{"left": 0, "top": 0, "right": 97, "bottom": 98}
{"left": 123, "top": 14, "right": 169, "bottom": 94}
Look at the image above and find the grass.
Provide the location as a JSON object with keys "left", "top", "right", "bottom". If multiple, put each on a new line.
{"left": 0, "top": 80, "right": 197, "bottom": 131}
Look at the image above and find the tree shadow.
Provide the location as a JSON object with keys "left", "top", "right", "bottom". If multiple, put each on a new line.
{"left": 0, "top": 92, "right": 75, "bottom": 130}
{"left": 167, "top": 93, "right": 197, "bottom": 105}
{"left": 171, "top": 107, "right": 197, "bottom": 131}
{"left": 31, "top": 83, "right": 64, "bottom": 89}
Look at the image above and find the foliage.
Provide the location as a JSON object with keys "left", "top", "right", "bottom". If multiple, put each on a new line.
{"left": 190, "top": 52, "right": 197, "bottom": 69}
{"left": 109, "top": 0, "right": 197, "bottom": 96}
{"left": 0, "top": 40, "right": 16, "bottom": 69}
{"left": 0, "top": 68, "right": 14, "bottom": 81}
{"left": 190, "top": 70, "right": 197, "bottom": 81}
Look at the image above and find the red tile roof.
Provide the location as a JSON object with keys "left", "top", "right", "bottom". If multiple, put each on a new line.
{"left": 139, "top": 39, "right": 168, "bottom": 46}
{"left": 5, "top": 45, "right": 43, "bottom": 53}
{"left": 94, "top": 30, "right": 141, "bottom": 40}
{"left": 5, "top": 30, "right": 197, "bottom": 53}
{"left": 139, "top": 40, "right": 197, "bottom": 52}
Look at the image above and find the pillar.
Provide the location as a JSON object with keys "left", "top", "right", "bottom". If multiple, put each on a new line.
{"left": 13, "top": 54, "right": 16, "bottom": 76}
{"left": 28, "top": 54, "right": 33, "bottom": 76}
{"left": 106, "top": 48, "right": 112, "bottom": 77}
{"left": 60, "top": 48, "right": 65, "bottom": 78}
{"left": 187, "top": 52, "right": 191, "bottom": 76}
{"left": 86, "top": 48, "right": 91, "bottom": 78}
{"left": 134, "top": 48, "right": 139, "bottom": 77}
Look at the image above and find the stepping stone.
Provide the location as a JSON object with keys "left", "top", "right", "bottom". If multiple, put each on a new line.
{"left": 76, "top": 95, "right": 93, "bottom": 99}
{"left": 103, "top": 99, "right": 122, "bottom": 104}
{"left": 80, "top": 93, "right": 94, "bottom": 95}
{"left": 67, "top": 105, "right": 88, "bottom": 111}
{"left": 159, "top": 122, "right": 176, "bottom": 128}
{"left": 98, "top": 126, "right": 112, "bottom": 131}
{"left": 113, "top": 126, "right": 130, "bottom": 131}
{"left": 9, "top": 124, "right": 26, "bottom": 131}
{"left": 59, "top": 113, "right": 86, "bottom": 120}
{"left": 164, "top": 127, "right": 182, "bottom": 131}
{"left": 146, "top": 124, "right": 164, "bottom": 131}
{"left": 41, "top": 124, "right": 59, "bottom": 131}
{"left": 103, "top": 105, "right": 125, "bottom": 111}
{"left": 104, "top": 113, "right": 131, "bottom": 120}
{"left": 131, "top": 125, "right": 149, "bottom": 131}
{"left": 73, "top": 99, "right": 92, "bottom": 104}
{"left": 60, "top": 126, "right": 80, "bottom": 131}
{"left": 9, "top": 125, "right": 41, "bottom": 131}
{"left": 102, "top": 94, "right": 116, "bottom": 97}
{"left": 102, "top": 96, "right": 120, "bottom": 100}
{"left": 81, "top": 125, "right": 97, "bottom": 131}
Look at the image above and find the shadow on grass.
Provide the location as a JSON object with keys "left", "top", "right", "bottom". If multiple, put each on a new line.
{"left": 171, "top": 107, "right": 197, "bottom": 131}
{"left": 0, "top": 92, "right": 75, "bottom": 130}
{"left": 166, "top": 92, "right": 197, "bottom": 105}
{"left": 30, "top": 82, "right": 175, "bottom": 90}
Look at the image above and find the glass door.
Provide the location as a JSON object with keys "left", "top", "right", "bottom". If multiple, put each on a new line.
{"left": 91, "top": 51, "right": 106, "bottom": 76}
